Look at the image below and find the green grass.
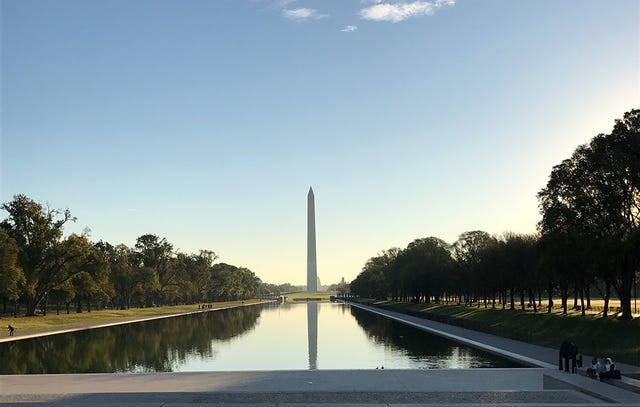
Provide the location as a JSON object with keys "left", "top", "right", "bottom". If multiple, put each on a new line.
{"left": 357, "top": 299, "right": 640, "bottom": 366}
{"left": 282, "top": 291, "right": 336, "bottom": 301}
{"left": 0, "top": 299, "right": 268, "bottom": 336}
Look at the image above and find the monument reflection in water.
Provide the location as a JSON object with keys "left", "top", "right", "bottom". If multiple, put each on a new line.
{"left": 307, "top": 302, "right": 318, "bottom": 369}
{"left": 0, "top": 302, "right": 521, "bottom": 374}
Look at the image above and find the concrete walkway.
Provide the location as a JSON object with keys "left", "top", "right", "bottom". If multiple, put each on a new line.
{"left": 1, "top": 369, "right": 639, "bottom": 406}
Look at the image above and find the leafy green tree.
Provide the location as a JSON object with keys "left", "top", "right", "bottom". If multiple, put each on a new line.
{"left": 135, "top": 234, "right": 182, "bottom": 303}
{"left": 99, "top": 241, "right": 159, "bottom": 309}
{"left": 88, "top": 241, "right": 116, "bottom": 309}
{"left": 209, "top": 263, "right": 260, "bottom": 301}
{"left": 0, "top": 227, "right": 25, "bottom": 314}
{"left": 0, "top": 195, "right": 84, "bottom": 316}
{"left": 71, "top": 271, "right": 97, "bottom": 313}
{"left": 58, "top": 235, "right": 114, "bottom": 313}
{"left": 100, "top": 243, "right": 136, "bottom": 309}
{"left": 49, "top": 280, "right": 75, "bottom": 314}
{"left": 134, "top": 234, "right": 174, "bottom": 305}
{"left": 180, "top": 250, "right": 218, "bottom": 303}
{"left": 133, "top": 267, "right": 161, "bottom": 307}
{"left": 237, "top": 267, "right": 261, "bottom": 299}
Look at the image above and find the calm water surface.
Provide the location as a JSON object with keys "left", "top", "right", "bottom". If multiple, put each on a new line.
{"left": 0, "top": 302, "right": 521, "bottom": 374}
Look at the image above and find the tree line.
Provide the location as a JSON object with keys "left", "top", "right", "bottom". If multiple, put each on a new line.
{"left": 351, "top": 109, "right": 639, "bottom": 320}
{"left": 0, "top": 195, "right": 262, "bottom": 316}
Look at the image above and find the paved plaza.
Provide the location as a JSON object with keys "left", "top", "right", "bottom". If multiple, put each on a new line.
{"left": 0, "top": 369, "right": 638, "bottom": 406}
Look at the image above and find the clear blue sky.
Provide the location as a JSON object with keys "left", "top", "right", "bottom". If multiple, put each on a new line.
{"left": 2, "top": 0, "right": 638, "bottom": 286}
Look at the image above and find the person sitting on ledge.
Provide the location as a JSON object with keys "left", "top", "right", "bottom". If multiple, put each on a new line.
{"left": 598, "top": 358, "right": 621, "bottom": 380}
{"left": 586, "top": 357, "right": 601, "bottom": 379}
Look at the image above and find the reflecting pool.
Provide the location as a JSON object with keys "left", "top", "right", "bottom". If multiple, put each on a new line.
{"left": 0, "top": 302, "right": 522, "bottom": 374}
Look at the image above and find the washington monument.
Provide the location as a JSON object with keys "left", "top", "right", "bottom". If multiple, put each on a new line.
{"left": 307, "top": 187, "right": 318, "bottom": 291}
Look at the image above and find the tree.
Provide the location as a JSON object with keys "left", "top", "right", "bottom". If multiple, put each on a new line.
{"left": 537, "top": 154, "right": 590, "bottom": 315}
{"left": 351, "top": 248, "right": 399, "bottom": 300}
{"left": 208, "top": 263, "right": 259, "bottom": 301}
{"left": 453, "top": 231, "right": 495, "bottom": 305}
{"left": 237, "top": 267, "right": 261, "bottom": 300}
{"left": 1, "top": 195, "right": 82, "bottom": 316}
{"left": 0, "top": 227, "right": 25, "bottom": 314}
{"left": 134, "top": 234, "right": 174, "bottom": 305}
{"left": 538, "top": 109, "right": 640, "bottom": 319}
{"left": 328, "top": 279, "right": 350, "bottom": 296}
{"left": 48, "top": 280, "right": 75, "bottom": 315}
{"left": 180, "top": 250, "right": 218, "bottom": 303}
{"left": 67, "top": 238, "right": 114, "bottom": 313}
{"left": 587, "top": 111, "right": 640, "bottom": 319}
{"left": 475, "top": 237, "right": 505, "bottom": 309}
{"left": 502, "top": 233, "right": 539, "bottom": 312}
{"left": 391, "top": 238, "right": 452, "bottom": 304}
{"left": 101, "top": 243, "right": 136, "bottom": 309}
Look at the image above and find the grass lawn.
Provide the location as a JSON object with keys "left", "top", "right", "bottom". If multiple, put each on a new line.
{"left": 282, "top": 291, "right": 337, "bottom": 301}
{"left": 0, "top": 299, "right": 267, "bottom": 336}
{"left": 357, "top": 299, "right": 640, "bottom": 366}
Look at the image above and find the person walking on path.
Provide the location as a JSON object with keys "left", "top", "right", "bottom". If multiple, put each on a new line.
{"left": 8, "top": 324, "right": 15, "bottom": 336}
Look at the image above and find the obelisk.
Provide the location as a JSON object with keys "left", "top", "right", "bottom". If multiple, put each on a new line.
{"left": 307, "top": 187, "right": 318, "bottom": 291}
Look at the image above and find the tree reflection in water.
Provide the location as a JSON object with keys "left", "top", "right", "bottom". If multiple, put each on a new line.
{"left": 349, "top": 306, "right": 521, "bottom": 369}
{"left": 0, "top": 305, "right": 261, "bottom": 374}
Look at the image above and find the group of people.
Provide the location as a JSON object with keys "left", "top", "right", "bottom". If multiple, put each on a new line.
{"left": 586, "top": 357, "right": 621, "bottom": 380}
